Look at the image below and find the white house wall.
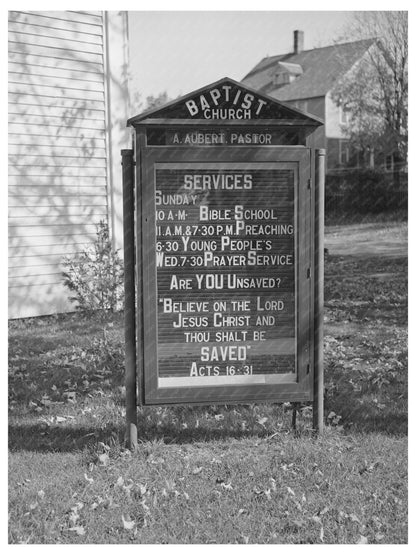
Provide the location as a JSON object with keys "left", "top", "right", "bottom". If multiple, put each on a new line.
{"left": 103, "top": 11, "right": 131, "bottom": 253}
{"left": 8, "top": 10, "right": 130, "bottom": 319}
{"left": 325, "top": 93, "right": 345, "bottom": 139}
{"left": 324, "top": 45, "right": 377, "bottom": 142}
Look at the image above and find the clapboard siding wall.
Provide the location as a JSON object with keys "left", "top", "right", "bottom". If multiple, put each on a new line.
{"left": 8, "top": 11, "right": 111, "bottom": 318}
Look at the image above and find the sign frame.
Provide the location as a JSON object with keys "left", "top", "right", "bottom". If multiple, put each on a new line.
{"left": 122, "top": 78, "right": 325, "bottom": 446}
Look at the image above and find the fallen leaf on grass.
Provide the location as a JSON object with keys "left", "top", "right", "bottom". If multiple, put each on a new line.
{"left": 358, "top": 461, "right": 380, "bottom": 475}
{"left": 63, "top": 391, "right": 76, "bottom": 403}
{"left": 141, "top": 499, "right": 151, "bottom": 512}
{"left": 90, "top": 496, "right": 104, "bottom": 510}
{"left": 69, "top": 526, "right": 85, "bottom": 536}
{"left": 287, "top": 487, "right": 295, "bottom": 496}
{"left": 164, "top": 479, "right": 175, "bottom": 491}
{"left": 216, "top": 478, "right": 233, "bottom": 490}
{"left": 192, "top": 467, "right": 203, "bottom": 475}
{"left": 357, "top": 535, "right": 368, "bottom": 544}
{"left": 122, "top": 515, "right": 136, "bottom": 531}
{"left": 257, "top": 417, "right": 268, "bottom": 426}
{"left": 37, "top": 490, "right": 45, "bottom": 499}
{"left": 40, "top": 396, "right": 52, "bottom": 407}
{"left": 122, "top": 480, "right": 134, "bottom": 496}
{"left": 98, "top": 453, "right": 109, "bottom": 466}
{"left": 102, "top": 496, "right": 118, "bottom": 509}
{"left": 69, "top": 512, "right": 79, "bottom": 525}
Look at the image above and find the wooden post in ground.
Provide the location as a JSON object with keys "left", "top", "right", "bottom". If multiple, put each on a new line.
{"left": 291, "top": 402, "right": 299, "bottom": 432}
{"left": 313, "top": 148, "right": 325, "bottom": 435}
{"left": 121, "top": 148, "right": 138, "bottom": 450}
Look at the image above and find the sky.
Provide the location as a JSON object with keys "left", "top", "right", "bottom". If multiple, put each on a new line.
{"left": 128, "top": 10, "right": 356, "bottom": 110}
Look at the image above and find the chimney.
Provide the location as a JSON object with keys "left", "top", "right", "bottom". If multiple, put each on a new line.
{"left": 293, "top": 30, "right": 304, "bottom": 54}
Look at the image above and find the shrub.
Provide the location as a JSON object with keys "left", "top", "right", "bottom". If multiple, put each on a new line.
{"left": 62, "top": 221, "right": 124, "bottom": 312}
{"left": 326, "top": 169, "right": 407, "bottom": 215}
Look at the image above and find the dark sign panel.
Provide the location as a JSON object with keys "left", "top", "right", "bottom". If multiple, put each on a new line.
{"left": 154, "top": 163, "right": 297, "bottom": 389}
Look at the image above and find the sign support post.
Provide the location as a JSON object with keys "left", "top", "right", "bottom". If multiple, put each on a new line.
{"left": 313, "top": 148, "right": 325, "bottom": 434}
{"left": 121, "top": 148, "right": 138, "bottom": 450}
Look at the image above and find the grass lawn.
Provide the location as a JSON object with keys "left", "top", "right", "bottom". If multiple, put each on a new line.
{"left": 8, "top": 223, "right": 408, "bottom": 544}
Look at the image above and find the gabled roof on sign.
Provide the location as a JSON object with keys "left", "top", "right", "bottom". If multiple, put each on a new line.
{"left": 127, "top": 77, "right": 324, "bottom": 126}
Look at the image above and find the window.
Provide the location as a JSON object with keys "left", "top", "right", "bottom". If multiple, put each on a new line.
{"left": 274, "top": 72, "right": 291, "bottom": 85}
{"left": 340, "top": 106, "right": 350, "bottom": 124}
{"left": 339, "top": 140, "right": 350, "bottom": 165}
{"left": 295, "top": 100, "right": 308, "bottom": 113}
{"left": 385, "top": 154, "right": 394, "bottom": 172}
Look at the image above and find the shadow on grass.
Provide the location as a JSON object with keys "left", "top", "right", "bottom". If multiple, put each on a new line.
{"left": 8, "top": 399, "right": 407, "bottom": 455}
{"left": 324, "top": 365, "right": 408, "bottom": 436}
{"left": 8, "top": 419, "right": 277, "bottom": 454}
{"left": 324, "top": 253, "right": 407, "bottom": 436}
{"left": 324, "top": 398, "right": 408, "bottom": 436}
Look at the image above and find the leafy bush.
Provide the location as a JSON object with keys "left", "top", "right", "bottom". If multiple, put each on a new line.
{"left": 62, "top": 221, "right": 124, "bottom": 312}
{"left": 326, "top": 169, "right": 407, "bottom": 214}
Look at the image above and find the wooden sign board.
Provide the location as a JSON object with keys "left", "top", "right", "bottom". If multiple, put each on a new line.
{"left": 126, "top": 78, "right": 324, "bottom": 408}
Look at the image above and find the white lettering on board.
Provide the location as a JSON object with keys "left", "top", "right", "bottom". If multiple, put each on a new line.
{"left": 184, "top": 86, "right": 268, "bottom": 118}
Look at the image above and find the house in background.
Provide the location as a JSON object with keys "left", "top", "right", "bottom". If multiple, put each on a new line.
{"left": 241, "top": 30, "right": 375, "bottom": 170}
{"left": 8, "top": 10, "right": 130, "bottom": 318}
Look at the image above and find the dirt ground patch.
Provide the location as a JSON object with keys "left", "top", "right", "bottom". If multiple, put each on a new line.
{"left": 325, "top": 222, "right": 407, "bottom": 258}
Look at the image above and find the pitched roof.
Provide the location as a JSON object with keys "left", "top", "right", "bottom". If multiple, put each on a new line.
{"left": 242, "top": 39, "right": 374, "bottom": 101}
{"left": 127, "top": 77, "right": 323, "bottom": 127}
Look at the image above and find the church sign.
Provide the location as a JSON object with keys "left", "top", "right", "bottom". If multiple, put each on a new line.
{"left": 122, "top": 78, "right": 324, "bottom": 432}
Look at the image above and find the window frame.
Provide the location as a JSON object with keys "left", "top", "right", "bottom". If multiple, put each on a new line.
{"left": 339, "top": 139, "right": 350, "bottom": 165}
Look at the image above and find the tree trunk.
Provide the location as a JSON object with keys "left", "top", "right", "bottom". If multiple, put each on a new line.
{"left": 393, "top": 151, "right": 403, "bottom": 188}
